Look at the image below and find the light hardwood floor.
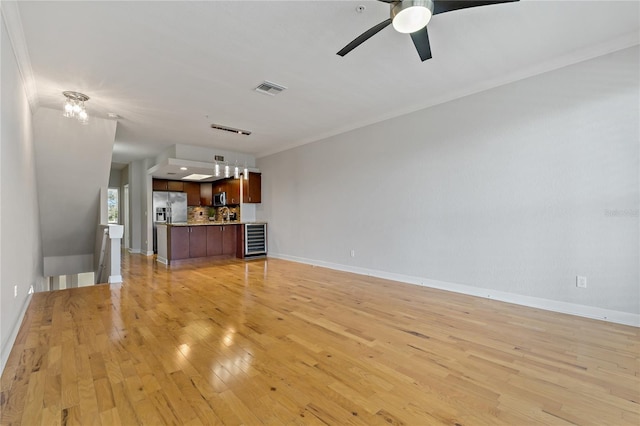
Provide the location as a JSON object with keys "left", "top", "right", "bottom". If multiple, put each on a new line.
{"left": 1, "top": 252, "right": 639, "bottom": 425}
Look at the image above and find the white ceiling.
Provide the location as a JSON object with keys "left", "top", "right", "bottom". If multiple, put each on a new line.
{"left": 13, "top": 0, "right": 640, "bottom": 164}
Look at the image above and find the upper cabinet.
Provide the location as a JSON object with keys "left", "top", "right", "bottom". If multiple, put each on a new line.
{"left": 184, "top": 182, "right": 201, "bottom": 206}
{"left": 212, "top": 180, "right": 226, "bottom": 195}
{"left": 153, "top": 179, "right": 185, "bottom": 192}
{"left": 226, "top": 178, "right": 240, "bottom": 205}
{"left": 153, "top": 179, "right": 168, "bottom": 191}
{"left": 242, "top": 172, "right": 261, "bottom": 203}
{"left": 167, "top": 181, "right": 184, "bottom": 192}
{"left": 153, "top": 173, "right": 261, "bottom": 205}
{"left": 200, "top": 183, "right": 213, "bottom": 206}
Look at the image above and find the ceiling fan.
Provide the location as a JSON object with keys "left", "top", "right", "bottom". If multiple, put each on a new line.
{"left": 337, "top": 0, "right": 519, "bottom": 62}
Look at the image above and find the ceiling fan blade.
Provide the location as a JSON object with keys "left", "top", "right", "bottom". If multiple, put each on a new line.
{"left": 337, "top": 18, "right": 393, "bottom": 57}
{"left": 433, "top": 0, "right": 519, "bottom": 15}
{"left": 410, "top": 27, "right": 432, "bottom": 61}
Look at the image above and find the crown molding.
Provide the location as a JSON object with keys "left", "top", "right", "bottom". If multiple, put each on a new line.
{"left": 1, "top": 1, "right": 39, "bottom": 112}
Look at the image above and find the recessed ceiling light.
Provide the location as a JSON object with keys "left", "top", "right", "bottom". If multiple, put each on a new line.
{"left": 183, "top": 174, "right": 212, "bottom": 181}
{"left": 180, "top": 167, "right": 188, "bottom": 171}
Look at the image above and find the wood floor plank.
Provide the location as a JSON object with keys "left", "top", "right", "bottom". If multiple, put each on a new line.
{"left": 1, "top": 252, "right": 638, "bottom": 425}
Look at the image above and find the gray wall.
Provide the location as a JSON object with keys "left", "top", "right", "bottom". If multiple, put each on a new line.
{"left": 128, "top": 160, "right": 144, "bottom": 253}
{"left": 1, "top": 18, "right": 44, "bottom": 371}
{"left": 126, "top": 158, "right": 153, "bottom": 255}
{"left": 33, "top": 108, "right": 116, "bottom": 260}
{"left": 257, "top": 47, "right": 639, "bottom": 320}
{"left": 108, "top": 167, "right": 121, "bottom": 187}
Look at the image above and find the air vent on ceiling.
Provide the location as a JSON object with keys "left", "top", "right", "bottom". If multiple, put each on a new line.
{"left": 254, "top": 81, "right": 287, "bottom": 96}
{"left": 210, "top": 124, "right": 251, "bottom": 136}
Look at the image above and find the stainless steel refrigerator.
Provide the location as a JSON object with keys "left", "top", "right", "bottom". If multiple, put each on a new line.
{"left": 153, "top": 191, "right": 187, "bottom": 253}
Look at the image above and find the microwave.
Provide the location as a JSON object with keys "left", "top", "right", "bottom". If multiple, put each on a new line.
{"left": 213, "top": 192, "right": 226, "bottom": 207}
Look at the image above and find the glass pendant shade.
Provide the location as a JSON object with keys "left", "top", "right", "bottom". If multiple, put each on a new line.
{"left": 62, "top": 91, "right": 90, "bottom": 124}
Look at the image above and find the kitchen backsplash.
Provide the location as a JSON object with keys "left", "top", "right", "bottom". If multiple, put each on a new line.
{"left": 187, "top": 206, "right": 240, "bottom": 223}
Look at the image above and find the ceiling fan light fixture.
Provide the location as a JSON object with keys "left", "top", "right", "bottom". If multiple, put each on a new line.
{"left": 391, "top": 0, "right": 434, "bottom": 34}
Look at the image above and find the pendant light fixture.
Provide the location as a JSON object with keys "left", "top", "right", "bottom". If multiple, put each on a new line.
{"left": 62, "top": 91, "right": 90, "bottom": 124}
{"left": 243, "top": 165, "right": 249, "bottom": 180}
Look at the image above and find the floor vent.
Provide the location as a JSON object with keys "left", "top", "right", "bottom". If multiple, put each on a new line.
{"left": 254, "top": 81, "right": 287, "bottom": 96}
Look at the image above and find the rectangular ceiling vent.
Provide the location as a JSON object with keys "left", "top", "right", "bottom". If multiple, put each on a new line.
{"left": 210, "top": 124, "right": 251, "bottom": 136}
{"left": 255, "top": 81, "right": 287, "bottom": 96}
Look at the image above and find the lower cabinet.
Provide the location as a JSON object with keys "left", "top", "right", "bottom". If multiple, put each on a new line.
{"left": 206, "top": 226, "right": 223, "bottom": 256}
{"left": 206, "top": 225, "right": 237, "bottom": 256}
{"left": 170, "top": 227, "right": 190, "bottom": 260}
{"left": 170, "top": 226, "right": 207, "bottom": 259}
{"left": 170, "top": 224, "right": 239, "bottom": 261}
{"left": 189, "top": 227, "right": 207, "bottom": 258}
{"left": 222, "top": 226, "right": 237, "bottom": 255}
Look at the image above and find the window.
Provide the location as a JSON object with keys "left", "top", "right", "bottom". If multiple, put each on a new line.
{"left": 108, "top": 188, "right": 119, "bottom": 223}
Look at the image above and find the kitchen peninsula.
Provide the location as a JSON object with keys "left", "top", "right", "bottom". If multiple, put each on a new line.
{"left": 156, "top": 221, "right": 267, "bottom": 265}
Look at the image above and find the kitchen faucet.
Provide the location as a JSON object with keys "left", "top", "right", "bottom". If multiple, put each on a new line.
{"left": 219, "top": 206, "right": 230, "bottom": 222}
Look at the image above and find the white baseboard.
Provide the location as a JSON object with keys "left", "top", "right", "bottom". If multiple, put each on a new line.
{"left": 128, "top": 248, "right": 141, "bottom": 254}
{"left": 144, "top": 251, "right": 154, "bottom": 256}
{"left": 0, "top": 293, "right": 33, "bottom": 375}
{"left": 156, "top": 256, "right": 169, "bottom": 265}
{"left": 268, "top": 253, "right": 639, "bottom": 328}
{"left": 108, "top": 275, "right": 123, "bottom": 283}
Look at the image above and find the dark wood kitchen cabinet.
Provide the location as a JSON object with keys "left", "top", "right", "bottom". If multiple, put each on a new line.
{"left": 153, "top": 179, "right": 169, "bottom": 191}
{"left": 189, "top": 226, "right": 207, "bottom": 258}
{"left": 206, "top": 226, "right": 223, "bottom": 256}
{"left": 167, "top": 181, "right": 184, "bottom": 192}
{"left": 169, "top": 226, "right": 207, "bottom": 259}
{"left": 221, "top": 225, "right": 237, "bottom": 255}
{"left": 242, "top": 172, "right": 261, "bottom": 203}
{"left": 206, "top": 225, "right": 237, "bottom": 256}
{"left": 184, "top": 182, "right": 201, "bottom": 206}
{"left": 169, "top": 226, "right": 190, "bottom": 260}
{"left": 210, "top": 178, "right": 241, "bottom": 204}
{"left": 153, "top": 179, "right": 186, "bottom": 193}
{"left": 212, "top": 180, "right": 226, "bottom": 195}
{"left": 226, "top": 178, "right": 240, "bottom": 205}
{"left": 165, "top": 224, "right": 241, "bottom": 263}
{"left": 200, "top": 183, "right": 212, "bottom": 206}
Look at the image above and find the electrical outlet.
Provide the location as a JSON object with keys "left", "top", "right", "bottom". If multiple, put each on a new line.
{"left": 350, "top": 249, "right": 356, "bottom": 257}
{"left": 14, "top": 285, "right": 17, "bottom": 298}
{"left": 576, "top": 276, "right": 587, "bottom": 288}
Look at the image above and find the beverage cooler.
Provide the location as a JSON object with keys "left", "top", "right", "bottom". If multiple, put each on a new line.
{"left": 244, "top": 223, "right": 267, "bottom": 257}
